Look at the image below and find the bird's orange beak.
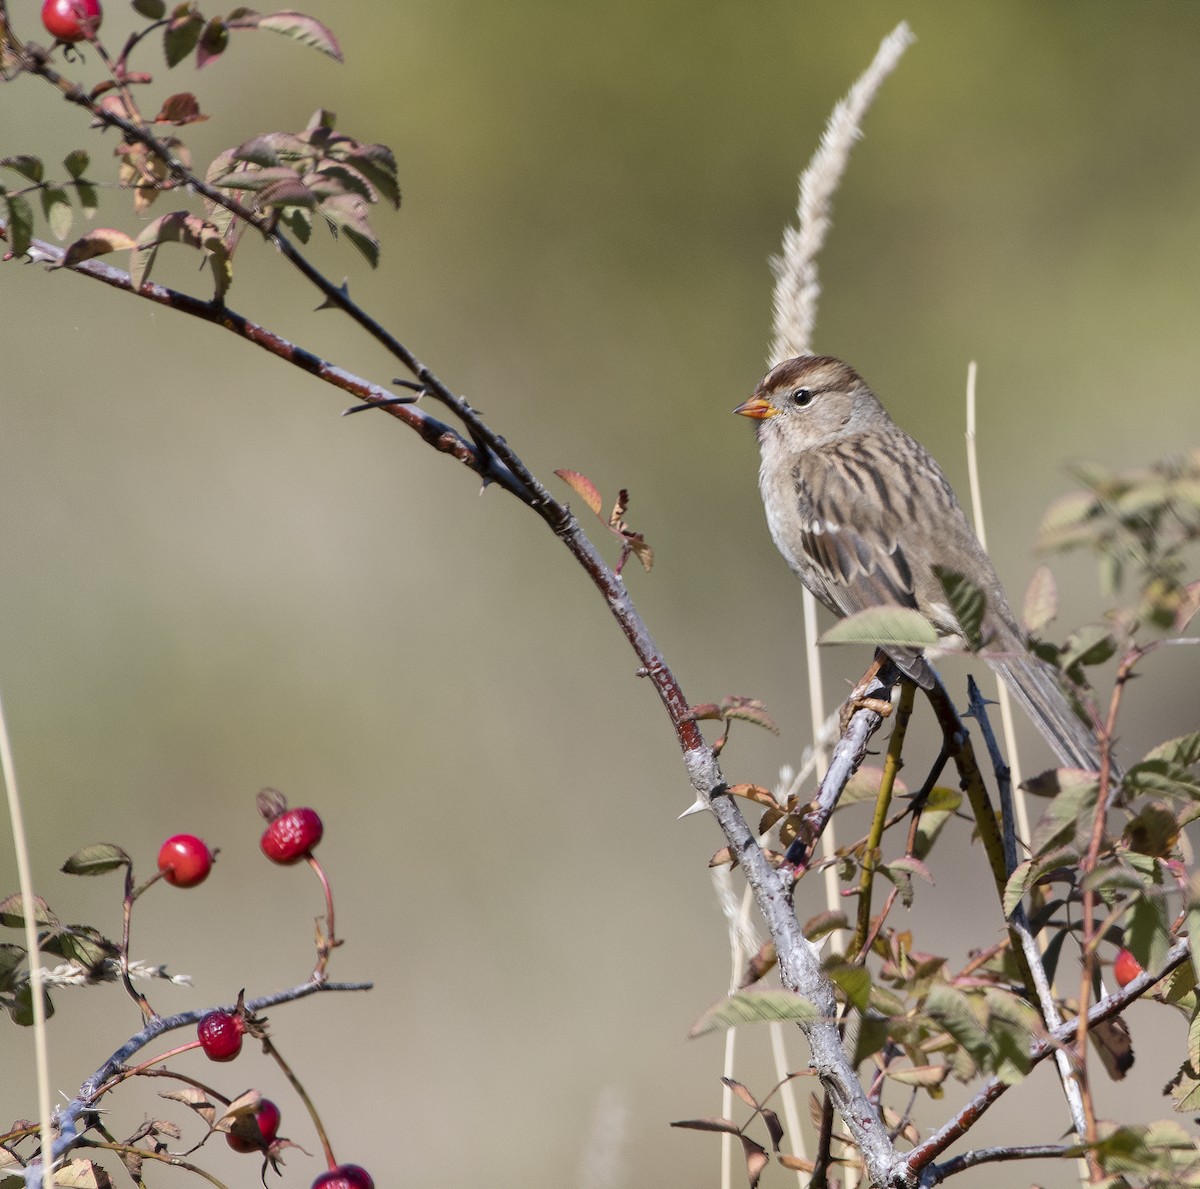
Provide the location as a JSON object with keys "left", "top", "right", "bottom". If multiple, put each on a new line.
{"left": 733, "top": 395, "right": 777, "bottom": 420}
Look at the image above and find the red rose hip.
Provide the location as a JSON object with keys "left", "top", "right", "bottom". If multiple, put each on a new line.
{"left": 226, "top": 1098, "right": 281, "bottom": 1153}
{"left": 197, "top": 1010, "right": 244, "bottom": 1061}
{"left": 261, "top": 807, "right": 323, "bottom": 864}
{"left": 41, "top": 0, "right": 103, "bottom": 42}
{"left": 312, "top": 1166, "right": 374, "bottom": 1189}
{"left": 1113, "top": 948, "right": 1144, "bottom": 988}
{"left": 157, "top": 834, "right": 213, "bottom": 887}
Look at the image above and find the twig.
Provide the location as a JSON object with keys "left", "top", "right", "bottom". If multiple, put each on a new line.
{"left": 900, "top": 938, "right": 1191, "bottom": 1182}
{"left": 967, "top": 677, "right": 1088, "bottom": 1141}
{"left": 19, "top": 979, "right": 371, "bottom": 1189}
{"left": 850, "top": 681, "right": 915, "bottom": 957}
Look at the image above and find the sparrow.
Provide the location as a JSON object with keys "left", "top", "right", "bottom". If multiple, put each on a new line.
{"left": 735, "top": 353, "right": 1103, "bottom": 773}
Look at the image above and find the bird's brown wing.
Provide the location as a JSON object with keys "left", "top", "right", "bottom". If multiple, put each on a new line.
{"left": 793, "top": 435, "right": 968, "bottom": 687}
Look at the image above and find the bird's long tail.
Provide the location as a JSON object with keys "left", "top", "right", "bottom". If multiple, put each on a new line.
{"left": 984, "top": 651, "right": 1111, "bottom": 775}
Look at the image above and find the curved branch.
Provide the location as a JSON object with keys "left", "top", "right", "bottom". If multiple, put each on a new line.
{"left": 19, "top": 979, "right": 371, "bottom": 1189}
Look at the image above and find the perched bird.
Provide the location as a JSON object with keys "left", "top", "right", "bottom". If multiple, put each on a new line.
{"left": 735, "top": 353, "right": 1103, "bottom": 773}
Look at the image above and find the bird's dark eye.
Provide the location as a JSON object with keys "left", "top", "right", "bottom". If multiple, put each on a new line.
{"left": 790, "top": 387, "right": 814, "bottom": 407}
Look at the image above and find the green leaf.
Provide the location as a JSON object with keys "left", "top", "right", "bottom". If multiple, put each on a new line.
{"left": 133, "top": 0, "right": 167, "bottom": 16}
{"left": 7, "top": 983, "right": 54, "bottom": 1027}
{"left": 61, "top": 843, "right": 131, "bottom": 877}
{"left": 912, "top": 787, "right": 961, "bottom": 861}
{"left": 1029, "top": 773, "right": 1098, "bottom": 855}
{"left": 851, "top": 1012, "right": 892, "bottom": 1069}
{"left": 164, "top": 11, "right": 205, "bottom": 67}
{"left": 75, "top": 181, "right": 99, "bottom": 219}
{"left": 1059, "top": 624, "right": 1118, "bottom": 677}
{"left": 0, "top": 155, "right": 44, "bottom": 184}
{"left": 279, "top": 206, "right": 311, "bottom": 243}
{"left": 819, "top": 606, "right": 939, "bottom": 650}
{"left": 828, "top": 962, "right": 871, "bottom": 1013}
{"left": 42, "top": 925, "right": 117, "bottom": 969}
{"left": 40, "top": 186, "right": 73, "bottom": 241}
{"left": 924, "top": 984, "right": 991, "bottom": 1072}
{"left": 689, "top": 989, "right": 820, "bottom": 1038}
{"left": 62, "top": 150, "right": 89, "bottom": 179}
{"left": 982, "top": 987, "right": 1038, "bottom": 1084}
{"left": 932, "top": 566, "right": 986, "bottom": 651}
{"left": 1036, "top": 489, "right": 1099, "bottom": 551}
{"left": 1147, "top": 733, "right": 1200, "bottom": 770}
{"left": 1121, "top": 758, "right": 1200, "bottom": 802}
{"left": 1125, "top": 878, "right": 1170, "bottom": 976}
{"left": 0, "top": 943, "right": 25, "bottom": 990}
{"left": 3, "top": 194, "right": 34, "bottom": 258}
{"left": 213, "top": 166, "right": 306, "bottom": 193}
{"left": 0, "top": 894, "right": 59, "bottom": 929}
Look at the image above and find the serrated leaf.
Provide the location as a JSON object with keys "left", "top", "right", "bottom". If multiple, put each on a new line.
{"left": 924, "top": 984, "right": 991, "bottom": 1071}
{"left": 43, "top": 926, "right": 117, "bottom": 969}
{"left": 1029, "top": 773, "right": 1099, "bottom": 854}
{"left": 132, "top": 211, "right": 229, "bottom": 300}
{"left": 932, "top": 566, "right": 986, "bottom": 651}
{"left": 250, "top": 11, "right": 344, "bottom": 61}
{"left": 1147, "top": 733, "right": 1200, "bottom": 771}
{"left": 4, "top": 194, "right": 34, "bottom": 258}
{"left": 257, "top": 177, "right": 319, "bottom": 211}
{"left": 1022, "top": 564, "right": 1058, "bottom": 633}
{"left": 689, "top": 989, "right": 820, "bottom": 1037}
{"left": 164, "top": 11, "right": 205, "bottom": 67}
{"left": 554, "top": 469, "right": 603, "bottom": 517}
{"left": 53, "top": 1159, "right": 112, "bottom": 1188}
{"left": 61, "top": 843, "right": 131, "bottom": 876}
{"left": 345, "top": 144, "right": 400, "bottom": 209}
{"left": 1, "top": 155, "right": 44, "bottom": 184}
{"left": 0, "top": 894, "right": 59, "bottom": 929}
{"left": 820, "top": 606, "right": 939, "bottom": 650}
{"left": 319, "top": 192, "right": 378, "bottom": 266}
{"left": 1122, "top": 758, "right": 1200, "bottom": 802}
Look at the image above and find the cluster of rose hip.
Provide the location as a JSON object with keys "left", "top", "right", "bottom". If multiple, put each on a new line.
{"left": 155, "top": 801, "right": 370, "bottom": 1189}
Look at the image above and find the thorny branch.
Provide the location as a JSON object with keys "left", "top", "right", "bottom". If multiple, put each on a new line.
{"left": 15, "top": 979, "right": 372, "bottom": 1189}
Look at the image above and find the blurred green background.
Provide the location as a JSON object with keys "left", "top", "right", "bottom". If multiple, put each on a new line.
{"left": 2, "top": 2, "right": 1198, "bottom": 1187}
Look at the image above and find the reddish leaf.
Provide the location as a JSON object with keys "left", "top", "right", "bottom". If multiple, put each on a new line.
{"left": 720, "top": 1077, "right": 762, "bottom": 1111}
{"left": 154, "top": 93, "right": 207, "bottom": 125}
{"left": 55, "top": 229, "right": 137, "bottom": 269}
{"left": 669, "top": 1116, "right": 741, "bottom": 1135}
{"left": 553, "top": 469, "right": 603, "bottom": 517}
